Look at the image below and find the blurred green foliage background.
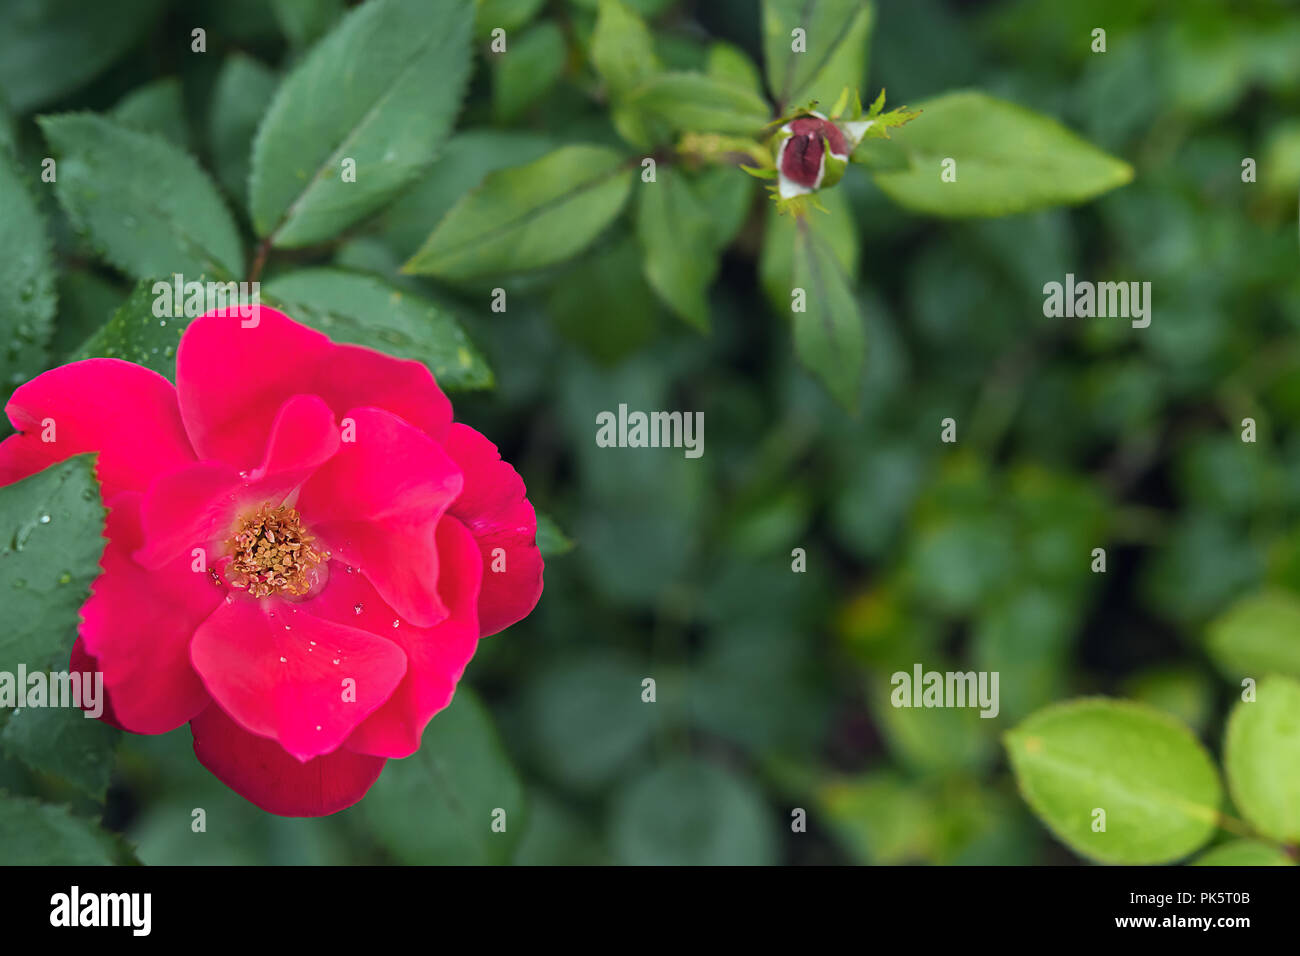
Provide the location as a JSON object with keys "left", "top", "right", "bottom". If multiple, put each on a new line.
{"left": 2, "top": 0, "right": 1299, "bottom": 865}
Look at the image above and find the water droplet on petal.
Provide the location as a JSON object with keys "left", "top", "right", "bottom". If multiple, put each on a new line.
{"left": 391, "top": 619, "right": 400, "bottom": 628}
{"left": 279, "top": 656, "right": 287, "bottom": 663}
{"left": 354, "top": 603, "right": 363, "bottom": 614}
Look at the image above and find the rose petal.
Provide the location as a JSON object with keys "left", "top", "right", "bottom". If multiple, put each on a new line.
{"left": 297, "top": 407, "right": 463, "bottom": 628}
{"left": 189, "top": 593, "right": 407, "bottom": 760}
{"left": 79, "top": 492, "right": 218, "bottom": 733}
{"left": 176, "top": 307, "right": 452, "bottom": 468}
{"left": 69, "top": 638, "right": 125, "bottom": 731}
{"left": 308, "top": 515, "right": 482, "bottom": 759}
{"left": 0, "top": 359, "right": 195, "bottom": 500}
{"left": 445, "top": 424, "right": 543, "bottom": 636}
{"left": 134, "top": 394, "right": 340, "bottom": 569}
{"left": 190, "top": 703, "right": 386, "bottom": 817}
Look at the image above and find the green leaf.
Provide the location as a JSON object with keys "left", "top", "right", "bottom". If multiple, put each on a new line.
{"left": 549, "top": 232, "right": 662, "bottom": 363}
{"left": 1224, "top": 675, "right": 1300, "bottom": 842}
{"left": 622, "top": 72, "right": 773, "bottom": 136}
{"left": 0, "top": 794, "right": 117, "bottom": 864}
{"left": 592, "top": 0, "right": 661, "bottom": 100}
{"left": 71, "top": 279, "right": 187, "bottom": 378}
{"left": 708, "top": 42, "right": 764, "bottom": 96}
{"left": 1, "top": 706, "right": 119, "bottom": 802}
{"left": 1192, "top": 840, "right": 1295, "bottom": 866}
{"left": 863, "top": 91, "right": 1133, "bottom": 217}
{"left": 39, "top": 114, "right": 244, "bottom": 280}
{"left": 270, "top": 0, "right": 344, "bottom": 49}
{"left": 403, "top": 145, "right": 634, "bottom": 280}
{"left": 1206, "top": 589, "right": 1300, "bottom": 682}
{"left": 52, "top": 270, "right": 124, "bottom": 361}
{"left": 493, "top": 21, "right": 566, "bottom": 123}
{"left": 0, "top": 149, "right": 56, "bottom": 395}
{"left": 610, "top": 758, "right": 778, "bottom": 865}
{"left": 535, "top": 512, "right": 574, "bottom": 557}
{"left": 522, "top": 653, "right": 658, "bottom": 790}
{"left": 789, "top": 213, "right": 866, "bottom": 408}
{"left": 1006, "top": 698, "right": 1222, "bottom": 864}
{"left": 250, "top": 0, "right": 473, "bottom": 246}
{"left": 760, "top": 183, "right": 858, "bottom": 309}
{"left": 377, "top": 130, "right": 557, "bottom": 260}
{"left": 262, "top": 268, "right": 493, "bottom": 390}
{"left": 636, "top": 166, "right": 723, "bottom": 330}
{"left": 761, "top": 0, "right": 874, "bottom": 111}
{"left": 0, "top": 456, "right": 106, "bottom": 675}
{"left": 110, "top": 77, "right": 190, "bottom": 150}
{"left": 0, "top": 0, "right": 164, "bottom": 113}
{"left": 362, "top": 687, "right": 524, "bottom": 864}
{"left": 209, "top": 54, "right": 279, "bottom": 209}
{"left": 476, "top": 0, "right": 547, "bottom": 37}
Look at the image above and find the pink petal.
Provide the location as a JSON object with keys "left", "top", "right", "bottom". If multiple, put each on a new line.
{"left": 134, "top": 394, "right": 340, "bottom": 569}
{"left": 190, "top": 703, "right": 386, "bottom": 817}
{"left": 297, "top": 407, "right": 463, "bottom": 628}
{"left": 189, "top": 593, "right": 408, "bottom": 760}
{"left": 79, "top": 492, "right": 218, "bottom": 733}
{"left": 0, "top": 359, "right": 195, "bottom": 500}
{"left": 445, "top": 424, "right": 543, "bottom": 636}
{"left": 311, "top": 515, "right": 482, "bottom": 759}
{"left": 69, "top": 638, "right": 126, "bottom": 731}
{"left": 176, "top": 307, "right": 452, "bottom": 469}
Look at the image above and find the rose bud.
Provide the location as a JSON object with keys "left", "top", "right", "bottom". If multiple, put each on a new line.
{"left": 774, "top": 112, "right": 874, "bottom": 199}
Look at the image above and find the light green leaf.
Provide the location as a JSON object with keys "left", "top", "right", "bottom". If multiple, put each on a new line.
{"left": 863, "top": 91, "right": 1133, "bottom": 217}
{"left": 110, "top": 77, "right": 190, "bottom": 149}
{"left": 0, "top": 794, "right": 117, "bottom": 864}
{"left": 707, "top": 42, "right": 764, "bottom": 96}
{"left": 403, "top": 145, "right": 634, "bottom": 280}
{"left": 636, "top": 166, "right": 722, "bottom": 330}
{"left": 39, "top": 114, "right": 243, "bottom": 280}
{"left": 250, "top": 0, "right": 473, "bottom": 246}
{"left": 72, "top": 279, "right": 188, "bottom": 378}
{"left": 263, "top": 268, "right": 492, "bottom": 390}
{"left": 209, "top": 54, "right": 279, "bottom": 209}
{"left": 0, "top": 0, "right": 164, "bottom": 113}
{"left": 1006, "top": 698, "right": 1222, "bottom": 864}
{"left": 1206, "top": 589, "right": 1300, "bottom": 682}
{"left": 0, "top": 456, "right": 106, "bottom": 675}
{"left": 622, "top": 72, "right": 772, "bottom": 136}
{"left": 762, "top": 0, "right": 874, "bottom": 110}
{"left": 1, "top": 706, "right": 119, "bottom": 802}
{"left": 610, "top": 758, "right": 778, "bottom": 865}
{"left": 1192, "top": 840, "right": 1295, "bottom": 866}
{"left": 493, "top": 21, "right": 566, "bottom": 122}
{"left": 788, "top": 213, "right": 866, "bottom": 409}
{"left": 592, "top": 0, "right": 661, "bottom": 100}
{"left": 1224, "top": 675, "right": 1300, "bottom": 842}
{"left": 362, "top": 688, "right": 524, "bottom": 864}
{"left": 0, "top": 150, "right": 56, "bottom": 394}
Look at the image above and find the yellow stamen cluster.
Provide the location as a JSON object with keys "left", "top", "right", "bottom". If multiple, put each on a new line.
{"left": 227, "top": 504, "right": 328, "bottom": 597}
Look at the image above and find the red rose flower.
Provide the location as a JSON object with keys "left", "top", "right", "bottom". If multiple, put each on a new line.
{"left": 0, "top": 307, "right": 543, "bottom": 816}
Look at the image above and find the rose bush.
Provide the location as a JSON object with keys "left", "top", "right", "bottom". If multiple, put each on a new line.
{"left": 0, "top": 306, "right": 543, "bottom": 816}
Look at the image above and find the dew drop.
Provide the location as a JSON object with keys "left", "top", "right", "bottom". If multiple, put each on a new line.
{"left": 391, "top": 619, "right": 400, "bottom": 628}
{"left": 279, "top": 656, "right": 287, "bottom": 663}
{"left": 38, "top": 514, "right": 50, "bottom": 524}
{"left": 353, "top": 602, "right": 363, "bottom": 614}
